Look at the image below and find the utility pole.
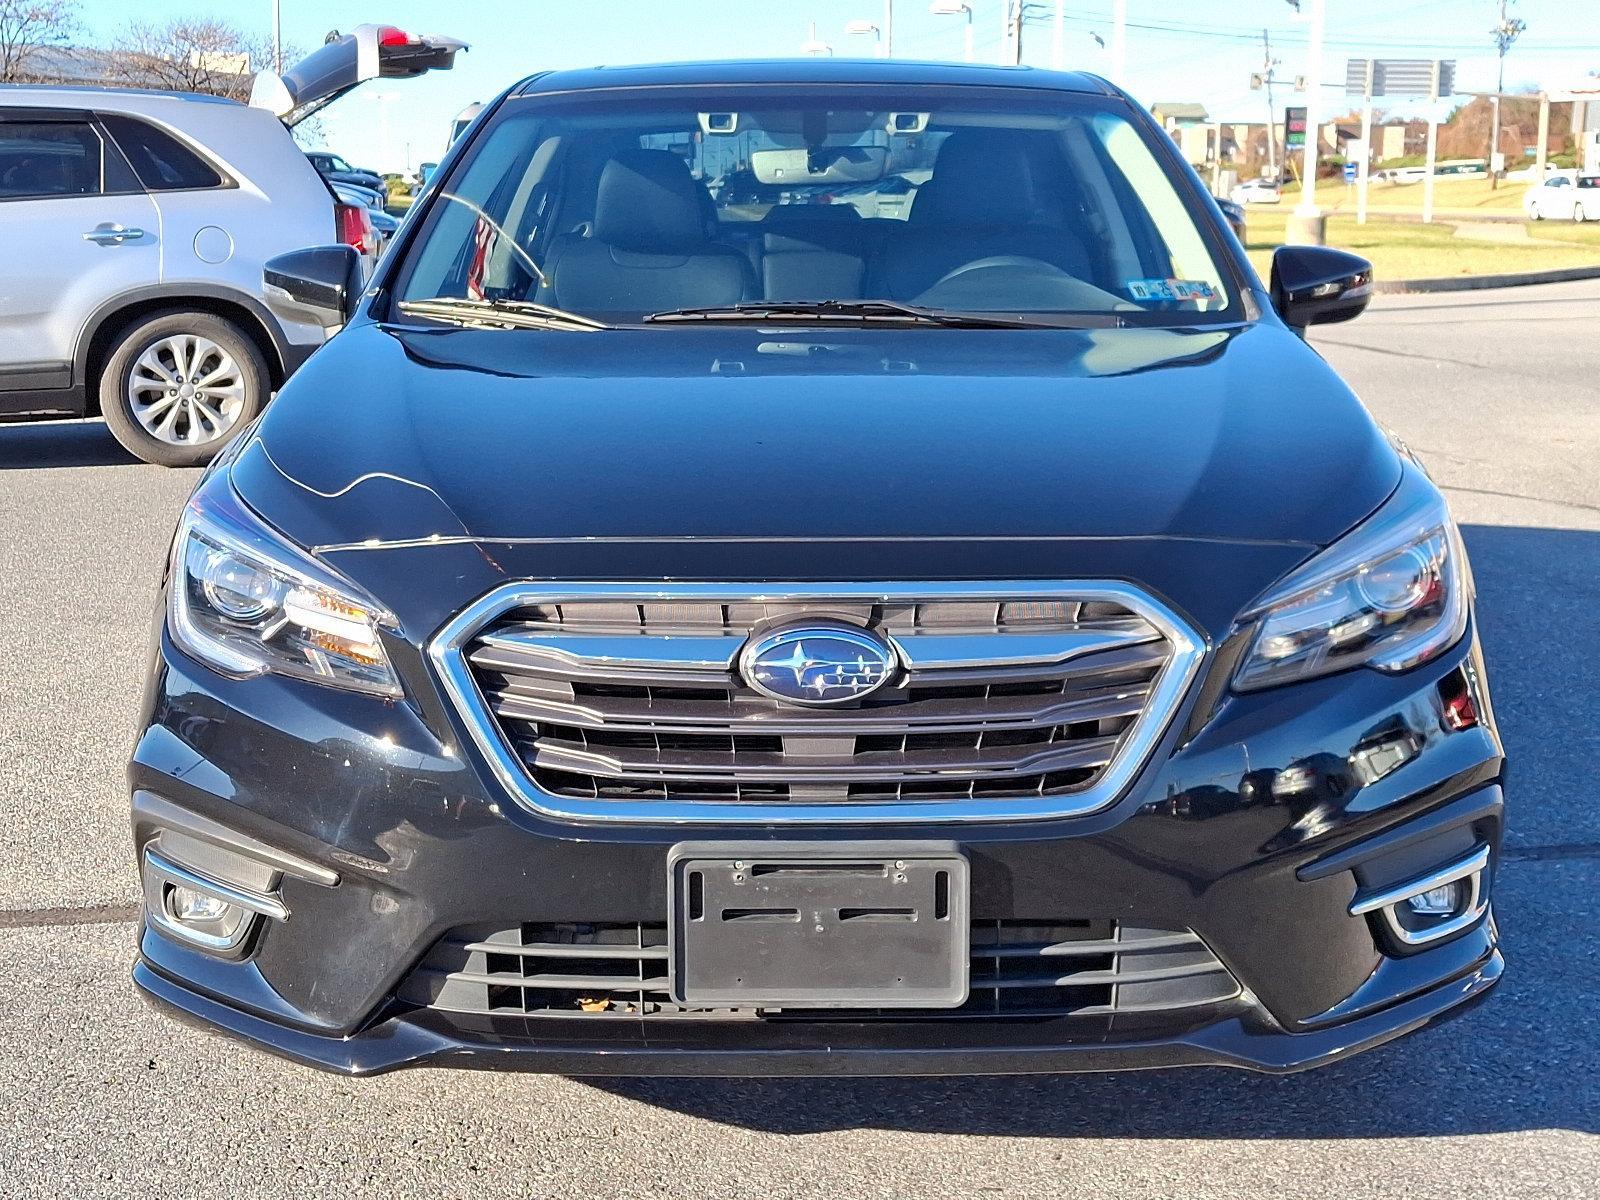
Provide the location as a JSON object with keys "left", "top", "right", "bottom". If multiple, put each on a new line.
{"left": 1535, "top": 89, "right": 1550, "bottom": 179}
{"left": 1261, "top": 30, "right": 1281, "bottom": 180}
{"left": 1052, "top": 0, "right": 1065, "bottom": 69}
{"left": 1110, "top": 0, "right": 1126, "bottom": 84}
{"left": 1489, "top": 0, "right": 1526, "bottom": 189}
{"left": 271, "top": 0, "right": 282, "bottom": 74}
{"left": 883, "top": 0, "right": 893, "bottom": 57}
{"left": 1002, "top": 0, "right": 1024, "bottom": 65}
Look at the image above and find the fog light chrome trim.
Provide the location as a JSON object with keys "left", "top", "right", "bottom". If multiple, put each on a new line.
{"left": 1349, "top": 844, "right": 1490, "bottom": 947}
{"left": 142, "top": 847, "right": 288, "bottom": 955}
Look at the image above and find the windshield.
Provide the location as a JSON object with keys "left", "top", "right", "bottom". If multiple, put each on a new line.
{"left": 395, "top": 85, "right": 1241, "bottom": 326}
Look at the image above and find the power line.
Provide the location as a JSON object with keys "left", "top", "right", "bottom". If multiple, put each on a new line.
{"left": 1054, "top": 12, "right": 1600, "bottom": 53}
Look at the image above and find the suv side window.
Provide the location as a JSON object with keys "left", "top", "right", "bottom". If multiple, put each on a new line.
{"left": 0, "top": 121, "right": 101, "bottom": 199}
{"left": 100, "top": 114, "right": 224, "bottom": 191}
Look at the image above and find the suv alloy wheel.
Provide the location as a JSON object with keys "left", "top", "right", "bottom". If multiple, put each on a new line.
{"left": 99, "top": 310, "right": 268, "bottom": 467}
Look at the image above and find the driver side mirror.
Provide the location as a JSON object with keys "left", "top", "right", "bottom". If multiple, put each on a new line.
{"left": 263, "top": 245, "right": 364, "bottom": 330}
{"left": 1270, "top": 245, "right": 1373, "bottom": 330}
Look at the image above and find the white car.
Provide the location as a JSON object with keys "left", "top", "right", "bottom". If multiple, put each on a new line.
{"left": 1524, "top": 175, "right": 1598, "bottom": 222}
{"left": 0, "top": 25, "right": 462, "bottom": 466}
{"left": 1230, "top": 179, "right": 1282, "bottom": 205}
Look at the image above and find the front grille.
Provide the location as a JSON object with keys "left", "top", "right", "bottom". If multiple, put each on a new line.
{"left": 398, "top": 919, "right": 1242, "bottom": 1021}
{"left": 435, "top": 584, "right": 1200, "bottom": 819}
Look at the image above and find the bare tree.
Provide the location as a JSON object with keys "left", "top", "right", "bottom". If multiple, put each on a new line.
{"left": 0, "top": 0, "right": 78, "bottom": 82}
{"left": 103, "top": 17, "right": 268, "bottom": 100}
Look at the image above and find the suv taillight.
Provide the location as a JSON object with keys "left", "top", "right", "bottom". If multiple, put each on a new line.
{"left": 336, "top": 202, "right": 374, "bottom": 256}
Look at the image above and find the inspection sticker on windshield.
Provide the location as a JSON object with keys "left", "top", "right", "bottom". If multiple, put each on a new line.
{"left": 1127, "top": 278, "right": 1216, "bottom": 302}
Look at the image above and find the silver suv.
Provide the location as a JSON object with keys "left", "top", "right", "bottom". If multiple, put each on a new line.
{"left": 0, "top": 25, "right": 463, "bottom": 466}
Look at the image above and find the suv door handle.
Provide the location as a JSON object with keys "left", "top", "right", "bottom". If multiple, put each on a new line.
{"left": 83, "top": 224, "right": 146, "bottom": 245}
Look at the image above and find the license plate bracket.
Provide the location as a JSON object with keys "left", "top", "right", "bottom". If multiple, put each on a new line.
{"left": 668, "top": 841, "right": 969, "bottom": 1008}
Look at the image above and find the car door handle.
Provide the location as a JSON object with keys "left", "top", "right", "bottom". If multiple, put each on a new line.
{"left": 83, "top": 224, "right": 146, "bottom": 245}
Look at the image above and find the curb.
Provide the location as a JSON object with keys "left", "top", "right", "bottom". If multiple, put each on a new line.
{"left": 1374, "top": 264, "right": 1600, "bottom": 295}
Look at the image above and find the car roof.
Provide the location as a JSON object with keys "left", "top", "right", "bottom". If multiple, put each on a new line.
{"left": 511, "top": 58, "right": 1116, "bottom": 98}
{"left": 0, "top": 83, "right": 242, "bottom": 110}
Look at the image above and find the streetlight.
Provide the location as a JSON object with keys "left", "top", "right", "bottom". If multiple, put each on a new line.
{"left": 800, "top": 21, "right": 833, "bottom": 56}
{"left": 845, "top": 19, "right": 884, "bottom": 57}
{"left": 1287, "top": 0, "right": 1326, "bottom": 246}
{"left": 929, "top": 0, "right": 974, "bottom": 63}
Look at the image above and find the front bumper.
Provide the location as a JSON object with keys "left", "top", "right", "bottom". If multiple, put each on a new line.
{"left": 135, "top": 941, "right": 1501, "bottom": 1076}
{"left": 129, "top": 620, "right": 1505, "bottom": 1076}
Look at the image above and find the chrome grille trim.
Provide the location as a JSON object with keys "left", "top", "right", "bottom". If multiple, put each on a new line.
{"left": 428, "top": 581, "right": 1207, "bottom": 825}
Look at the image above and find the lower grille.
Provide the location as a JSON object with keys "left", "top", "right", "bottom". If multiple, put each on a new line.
{"left": 398, "top": 919, "right": 1241, "bottom": 1021}
{"left": 430, "top": 582, "right": 1205, "bottom": 823}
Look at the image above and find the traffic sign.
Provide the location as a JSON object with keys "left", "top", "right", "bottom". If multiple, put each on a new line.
{"left": 1343, "top": 162, "right": 1357, "bottom": 183}
{"left": 1345, "top": 58, "right": 1455, "bottom": 99}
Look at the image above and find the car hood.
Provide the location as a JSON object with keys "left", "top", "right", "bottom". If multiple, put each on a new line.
{"left": 234, "top": 320, "right": 1399, "bottom": 640}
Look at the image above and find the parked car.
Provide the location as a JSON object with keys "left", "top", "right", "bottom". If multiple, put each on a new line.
{"left": 1215, "top": 196, "right": 1247, "bottom": 240}
{"left": 1374, "top": 165, "right": 1427, "bottom": 184}
{"left": 1524, "top": 173, "right": 1597, "bottom": 222}
{"left": 329, "top": 180, "right": 399, "bottom": 250}
{"left": 0, "top": 24, "right": 463, "bottom": 465}
{"left": 131, "top": 59, "right": 1501, "bottom": 1078}
{"left": 305, "top": 150, "right": 384, "bottom": 194}
{"left": 1230, "top": 178, "right": 1282, "bottom": 205}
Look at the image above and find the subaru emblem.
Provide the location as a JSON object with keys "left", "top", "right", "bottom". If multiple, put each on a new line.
{"left": 739, "top": 623, "right": 896, "bottom": 706}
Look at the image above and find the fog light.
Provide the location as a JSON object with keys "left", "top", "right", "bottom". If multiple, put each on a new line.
{"left": 1406, "top": 881, "right": 1466, "bottom": 916}
{"left": 1349, "top": 844, "right": 1491, "bottom": 948}
{"left": 170, "top": 885, "right": 233, "bottom": 923}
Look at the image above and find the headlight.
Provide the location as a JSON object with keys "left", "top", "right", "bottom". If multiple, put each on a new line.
{"left": 168, "top": 476, "right": 402, "bottom": 697}
{"left": 1233, "top": 467, "right": 1469, "bottom": 692}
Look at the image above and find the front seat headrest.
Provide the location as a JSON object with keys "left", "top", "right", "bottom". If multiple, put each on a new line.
{"left": 592, "top": 149, "right": 711, "bottom": 253}
{"left": 911, "top": 131, "right": 1044, "bottom": 226}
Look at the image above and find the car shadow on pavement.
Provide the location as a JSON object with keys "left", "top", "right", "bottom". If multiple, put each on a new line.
{"left": 0, "top": 420, "right": 140, "bottom": 469}
{"left": 584, "top": 524, "right": 1600, "bottom": 1139}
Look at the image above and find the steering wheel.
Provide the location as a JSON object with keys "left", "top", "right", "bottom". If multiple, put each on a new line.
{"left": 914, "top": 256, "right": 1133, "bottom": 313}
{"left": 930, "top": 255, "right": 1067, "bottom": 286}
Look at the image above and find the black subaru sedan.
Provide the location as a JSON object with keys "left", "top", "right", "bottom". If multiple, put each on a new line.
{"left": 130, "top": 60, "right": 1503, "bottom": 1076}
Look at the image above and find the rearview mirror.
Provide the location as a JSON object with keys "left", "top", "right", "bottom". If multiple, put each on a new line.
{"left": 1270, "top": 245, "right": 1373, "bottom": 329}
{"left": 263, "top": 245, "right": 364, "bottom": 330}
{"left": 751, "top": 145, "right": 888, "bottom": 186}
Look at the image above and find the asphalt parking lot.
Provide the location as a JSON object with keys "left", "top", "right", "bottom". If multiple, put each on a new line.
{"left": 1, "top": 281, "right": 1596, "bottom": 1198}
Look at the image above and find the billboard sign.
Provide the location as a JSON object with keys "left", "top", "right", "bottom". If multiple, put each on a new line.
{"left": 1284, "top": 106, "right": 1307, "bottom": 153}
{"left": 1345, "top": 58, "right": 1455, "bottom": 99}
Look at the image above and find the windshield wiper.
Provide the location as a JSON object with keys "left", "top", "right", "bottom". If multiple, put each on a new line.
{"left": 396, "top": 296, "right": 610, "bottom": 332}
{"left": 644, "top": 299, "right": 1121, "bottom": 329}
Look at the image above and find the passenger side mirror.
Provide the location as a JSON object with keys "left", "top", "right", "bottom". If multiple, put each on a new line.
{"left": 1270, "top": 245, "right": 1373, "bottom": 330}
{"left": 263, "top": 245, "right": 364, "bottom": 330}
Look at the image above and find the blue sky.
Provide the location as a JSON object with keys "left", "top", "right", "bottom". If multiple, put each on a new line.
{"left": 72, "top": 0, "right": 1600, "bottom": 171}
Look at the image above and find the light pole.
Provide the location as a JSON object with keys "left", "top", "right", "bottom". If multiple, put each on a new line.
{"left": 845, "top": 19, "right": 884, "bottom": 56}
{"left": 800, "top": 21, "right": 833, "bottom": 56}
{"left": 929, "top": 1, "right": 974, "bottom": 63}
{"left": 270, "top": 0, "right": 282, "bottom": 74}
{"left": 1288, "top": 0, "right": 1326, "bottom": 245}
{"left": 1110, "top": 0, "right": 1126, "bottom": 83}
